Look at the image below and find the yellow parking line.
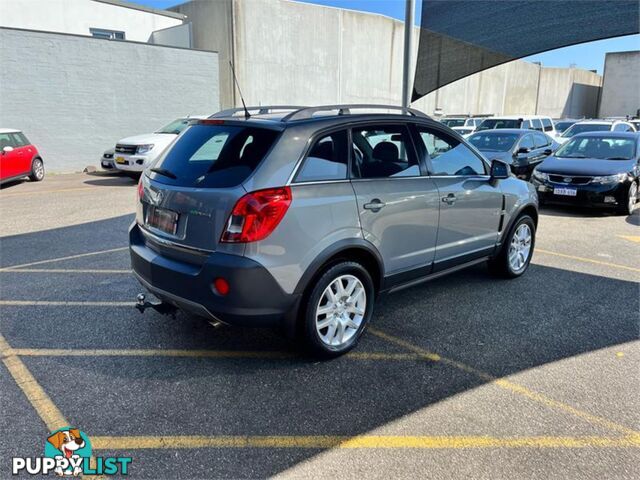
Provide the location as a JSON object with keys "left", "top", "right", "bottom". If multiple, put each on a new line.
{"left": 4, "top": 269, "right": 131, "bottom": 274}
{"left": 0, "top": 246, "right": 128, "bottom": 271}
{"left": 0, "top": 300, "right": 131, "bottom": 307}
{"left": 91, "top": 434, "right": 640, "bottom": 450}
{"left": 617, "top": 235, "right": 640, "bottom": 243}
{"left": 10, "top": 347, "right": 420, "bottom": 362}
{"left": 369, "top": 328, "right": 639, "bottom": 437}
{"left": 535, "top": 249, "right": 640, "bottom": 273}
{"left": 0, "top": 333, "right": 68, "bottom": 431}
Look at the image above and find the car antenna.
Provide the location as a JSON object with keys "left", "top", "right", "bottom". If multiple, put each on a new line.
{"left": 229, "top": 60, "right": 250, "bottom": 119}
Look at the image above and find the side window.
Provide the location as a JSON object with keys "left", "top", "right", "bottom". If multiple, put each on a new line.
{"left": 531, "top": 119, "right": 544, "bottom": 131}
{"left": 522, "top": 120, "right": 531, "bottom": 129}
{"left": 295, "top": 130, "right": 348, "bottom": 182}
{"left": 18, "top": 133, "right": 30, "bottom": 145}
{"left": 542, "top": 118, "right": 553, "bottom": 132}
{"left": 351, "top": 125, "right": 420, "bottom": 179}
{"left": 533, "top": 133, "right": 549, "bottom": 149}
{"left": 0, "top": 133, "right": 15, "bottom": 150}
{"left": 10, "top": 133, "right": 27, "bottom": 147}
{"left": 519, "top": 135, "right": 535, "bottom": 151}
{"left": 417, "top": 128, "right": 486, "bottom": 176}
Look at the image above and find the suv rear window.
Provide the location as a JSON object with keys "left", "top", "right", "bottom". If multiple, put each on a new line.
{"left": 150, "top": 124, "right": 280, "bottom": 188}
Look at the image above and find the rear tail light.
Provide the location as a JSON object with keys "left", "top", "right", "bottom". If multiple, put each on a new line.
{"left": 221, "top": 187, "right": 292, "bottom": 243}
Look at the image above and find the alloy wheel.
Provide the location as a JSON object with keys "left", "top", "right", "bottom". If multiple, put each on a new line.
{"left": 315, "top": 274, "right": 366, "bottom": 347}
{"left": 628, "top": 182, "right": 638, "bottom": 213}
{"left": 508, "top": 223, "right": 532, "bottom": 273}
{"left": 34, "top": 160, "right": 44, "bottom": 180}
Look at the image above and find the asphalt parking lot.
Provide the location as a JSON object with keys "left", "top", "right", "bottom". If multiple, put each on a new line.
{"left": 1, "top": 172, "right": 638, "bottom": 479}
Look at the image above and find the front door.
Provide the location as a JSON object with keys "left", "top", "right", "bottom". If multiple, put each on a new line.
{"left": 415, "top": 126, "right": 503, "bottom": 270}
{"left": 350, "top": 124, "right": 440, "bottom": 275}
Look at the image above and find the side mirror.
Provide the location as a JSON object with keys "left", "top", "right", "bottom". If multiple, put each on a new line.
{"left": 490, "top": 159, "right": 510, "bottom": 180}
{"left": 516, "top": 147, "right": 531, "bottom": 155}
{"left": 543, "top": 148, "right": 553, "bottom": 156}
{"left": 2, "top": 146, "right": 14, "bottom": 154}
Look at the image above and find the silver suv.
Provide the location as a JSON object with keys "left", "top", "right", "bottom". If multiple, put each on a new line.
{"left": 130, "top": 105, "right": 538, "bottom": 357}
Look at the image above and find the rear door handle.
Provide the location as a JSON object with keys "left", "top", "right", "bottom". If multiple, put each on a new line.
{"left": 442, "top": 193, "right": 456, "bottom": 205}
{"left": 363, "top": 199, "right": 386, "bottom": 212}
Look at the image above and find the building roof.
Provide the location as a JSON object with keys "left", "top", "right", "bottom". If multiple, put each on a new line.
{"left": 93, "top": 0, "right": 186, "bottom": 20}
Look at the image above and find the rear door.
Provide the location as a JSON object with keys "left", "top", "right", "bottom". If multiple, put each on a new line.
{"left": 350, "top": 123, "right": 439, "bottom": 275}
{"left": 415, "top": 126, "right": 502, "bottom": 270}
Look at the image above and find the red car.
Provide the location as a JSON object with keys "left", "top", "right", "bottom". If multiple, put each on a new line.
{"left": 0, "top": 129, "right": 45, "bottom": 184}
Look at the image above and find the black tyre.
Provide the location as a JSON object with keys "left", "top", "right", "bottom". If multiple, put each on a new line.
{"left": 301, "top": 261, "right": 375, "bottom": 358}
{"left": 619, "top": 181, "right": 638, "bottom": 216}
{"left": 29, "top": 158, "right": 45, "bottom": 182}
{"left": 488, "top": 214, "right": 536, "bottom": 278}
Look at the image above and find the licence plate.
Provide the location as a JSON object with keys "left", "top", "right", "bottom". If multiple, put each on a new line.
{"left": 115, "top": 156, "right": 127, "bottom": 164}
{"left": 553, "top": 187, "right": 577, "bottom": 197}
{"left": 146, "top": 206, "right": 179, "bottom": 235}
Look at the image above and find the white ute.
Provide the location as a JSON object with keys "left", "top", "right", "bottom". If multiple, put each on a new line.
{"left": 113, "top": 116, "right": 207, "bottom": 173}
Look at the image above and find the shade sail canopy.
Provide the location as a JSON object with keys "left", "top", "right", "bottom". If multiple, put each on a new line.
{"left": 412, "top": 0, "right": 640, "bottom": 101}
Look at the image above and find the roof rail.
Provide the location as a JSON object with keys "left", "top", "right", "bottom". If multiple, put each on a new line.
{"left": 281, "top": 104, "right": 429, "bottom": 122}
{"left": 210, "top": 106, "right": 307, "bottom": 118}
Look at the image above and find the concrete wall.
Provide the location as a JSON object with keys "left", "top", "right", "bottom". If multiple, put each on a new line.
{"left": 174, "top": 0, "right": 601, "bottom": 119}
{"left": 599, "top": 51, "right": 640, "bottom": 118}
{"left": 150, "top": 22, "right": 192, "bottom": 48}
{"left": 0, "top": 28, "right": 219, "bottom": 172}
{"left": 0, "top": 0, "right": 183, "bottom": 42}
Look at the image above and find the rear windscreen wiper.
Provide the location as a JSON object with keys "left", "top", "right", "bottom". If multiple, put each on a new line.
{"left": 150, "top": 167, "right": 177, "bottom": 179}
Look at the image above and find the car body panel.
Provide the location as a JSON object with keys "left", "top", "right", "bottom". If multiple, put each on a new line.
{"left": 0, "top": 129, "right": 41, "bottom": 183}
{"left": 430, "top": 176, "right": 503, "bottom": 264}
{"left": 351, "top": 177, "right": 440, "bottom": 274}
{"left": 244, "top": 182, "right": 363, "bottom": 294}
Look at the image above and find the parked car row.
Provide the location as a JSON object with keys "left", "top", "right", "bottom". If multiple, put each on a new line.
{"left": 438, "top": 114, "right": 639, "bottom": 215}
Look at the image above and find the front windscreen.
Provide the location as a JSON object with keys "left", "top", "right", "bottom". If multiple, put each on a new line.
{"left": 555, "top": 136, "right": 636, "bottom": 160}
{"left": 561, "top": 124, "right": 611, "bottom": 137}
{"left": 149, "top": 124, "right": 280, "bottom": 188}
{"left": 155, "top": 118, "right": 191, "bottom": 135}
{"left": 468, "top": 132, "right": 519, "bottom": 152}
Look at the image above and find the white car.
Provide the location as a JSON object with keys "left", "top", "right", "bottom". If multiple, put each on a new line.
{"left": 477, "top": 115, "right": 557, "bottom": 138}
{"left": 556, "top": 120, "right": 637, "bottom": 144}
{"left": 113, "top": 116, "right": 208, "bottom": 173}
{"left": 100, "top": 148, "right": 116, "bottom": 170}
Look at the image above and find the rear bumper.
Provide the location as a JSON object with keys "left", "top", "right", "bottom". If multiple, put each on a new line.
{"left": 129, "top": 223, "right": 300, "bottom": 328}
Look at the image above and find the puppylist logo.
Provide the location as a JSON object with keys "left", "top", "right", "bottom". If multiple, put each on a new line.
{"left": 12, "top": 427, "right": 132, "bottom": 476}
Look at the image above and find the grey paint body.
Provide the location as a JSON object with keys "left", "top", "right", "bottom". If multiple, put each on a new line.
{"left": 137, "top": 112, "right": 538, "bottom": 297}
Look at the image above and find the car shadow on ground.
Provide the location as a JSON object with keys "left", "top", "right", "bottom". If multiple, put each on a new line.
{"left": 0, "top": 178, "right": 30, "bottom": 190}
{"left": 1, "top": 215, "right": 638, "bottom": 478}
{"left": 83, "top": 171, "right": 137, "bottom": 187}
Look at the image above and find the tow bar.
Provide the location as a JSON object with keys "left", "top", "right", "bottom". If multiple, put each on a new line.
{"left": 135, "top": 293, "right": 178, "bottom": 318}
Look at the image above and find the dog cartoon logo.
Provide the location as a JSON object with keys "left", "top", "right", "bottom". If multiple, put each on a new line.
{"left": 45, "top": 428, "right": 92, "bottom": 477}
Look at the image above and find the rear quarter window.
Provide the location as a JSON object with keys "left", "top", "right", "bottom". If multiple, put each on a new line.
{"left": 150, "top": 124, "right": 280, "bottom": 188}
